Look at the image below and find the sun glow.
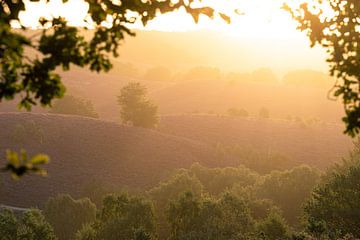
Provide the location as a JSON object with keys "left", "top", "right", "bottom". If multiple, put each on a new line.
{"left": 17, "top": 0, "right": 317, "bottom": 38}
{"left": 144, "top": 0, "right": 302, "bottom": 38}
{"left": 19, "top": 0, "right": 89, "bottom": 28}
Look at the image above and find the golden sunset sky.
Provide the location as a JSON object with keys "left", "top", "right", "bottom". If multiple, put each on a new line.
{"left": 19, "top": 0, "right": 312, "bottom": 36}
{"left": 17, "top": 0, "right": 330, "bottom": 74}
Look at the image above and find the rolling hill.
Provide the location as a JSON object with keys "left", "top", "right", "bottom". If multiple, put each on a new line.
{"left": 0, "top": 113, "right": 214, "bottom": 208}
{"left": 158, "top": 115, "right": 353, "bottom": 169}
{"left": 0, "top": 113, "right": 353, "bottom": 208}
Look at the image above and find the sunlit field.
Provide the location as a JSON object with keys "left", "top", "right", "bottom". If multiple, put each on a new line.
{"left": 1, "top": 0, "right": 360, "bottom": 239}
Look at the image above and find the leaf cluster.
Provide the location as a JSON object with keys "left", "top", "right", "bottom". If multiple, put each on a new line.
{"left": 2, "top": 149, "right": 49, "bottom": 179}
{"left": 284, "top": 0, "right": 360, "bottom": 136}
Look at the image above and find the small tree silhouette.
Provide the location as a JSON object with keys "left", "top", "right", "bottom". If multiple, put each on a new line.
{"left": 117, "top": 82, "right": 159, "bottom": 128}
{"left": 50, "top": 95, "right": 99, "bottom": 118}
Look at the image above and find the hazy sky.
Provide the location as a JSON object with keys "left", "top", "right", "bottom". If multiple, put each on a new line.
{"left": 18, "top": 0, "right": 328, "bottom": 74}
{"left": 19, "top": 0, "right": 310, "bottom": 37}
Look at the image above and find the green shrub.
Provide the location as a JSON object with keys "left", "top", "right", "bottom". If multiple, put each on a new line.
{"left": 44, "top": 194, "right": 97, "bottom": 240}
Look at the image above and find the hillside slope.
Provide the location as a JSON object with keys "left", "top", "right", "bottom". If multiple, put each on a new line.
{"left": 0, "top": 113, "right": 214, "bottom": 207}
{"left": 0, "top": 113, "right": 353, "bottom": 208}
{"left": 158, "top": 115, "right": 353, "bottom": 169}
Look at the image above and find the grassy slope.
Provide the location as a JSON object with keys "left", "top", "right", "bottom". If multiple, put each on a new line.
{"left": 158, "top": 115, "right": 353, "bottom": 169}
{"left": 0, "top": 113, "right": 213, "bottom": 208}
{"left": 0, "top": 113, "right": 352, "bottom": 208}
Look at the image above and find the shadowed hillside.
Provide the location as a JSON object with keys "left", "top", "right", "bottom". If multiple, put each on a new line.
{"left": 0, "top": 113, "right": 353, "bottom": 208}
{"left": 0, "top": 113, "right": 214, "bottom": 208}
{"left": 158, "top": 115, "right": 352, "bottom": 169}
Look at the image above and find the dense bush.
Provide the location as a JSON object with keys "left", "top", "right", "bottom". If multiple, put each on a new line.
{"left": 0, "top": 209, "right": 57, "bottom": 240}
{"left": 188, "top": 163, "right": 259, "bottom": 196}
{"left": 79, "top": 180, "right": 112, "bottom": 207}
{"left": 167, "top": 192, "right": 254, "bottom": 240}
{"left": 304, "top": 150, "right": 360, "bottom": 238}
{"left": 255, "top": 211, "right": 290, "bottom": 240}
{"left": 44, "top": 194, "right": 97, "bottom": 240}
{"left": 148, "top": 172, "right": 203, "bottom": 238}
{"left": 49, "top": 95, "right": 99, "bottom": 118}
{"left": 256, "top": 165, "right": 320, "bottom": 225}
{"left": 94, "top": 194, "right": 156, "bottom": 240}
{"left": 4, "top": 160, "right": 359, "bottom": 240}
{"left": 74, "top": 224, "right": 97, "bottom": 240}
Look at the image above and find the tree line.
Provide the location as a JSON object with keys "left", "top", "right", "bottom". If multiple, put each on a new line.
{"left": 2, "top": 145, "right": 360, "bottom": 239}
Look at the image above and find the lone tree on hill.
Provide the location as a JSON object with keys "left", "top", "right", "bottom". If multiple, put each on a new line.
{"left": 117, "top": 82, "right": 158, "bottom": 128}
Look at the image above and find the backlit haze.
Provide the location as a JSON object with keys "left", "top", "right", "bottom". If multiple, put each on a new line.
{"left": 17, "top": 0, "right": 328, "bottom": 75}
{"left": 7, "top": 0, "right": 343, "bottom": 125}
{"left": 2, "top": 1, "right": 358, "bottom": 237}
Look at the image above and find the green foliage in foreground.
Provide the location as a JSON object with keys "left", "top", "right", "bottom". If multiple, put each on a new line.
{"left": 2, "top": 149, "right": 49, "bottom": 179}
{"left": 256, "top": 165, "right": 320, "bottom": 226}
{"left": 80, "top": 193, "right": 157, "bottom": 240}
{"left": 285, "top": 0, "right": 360, "bottom": 136}
{"left": 3, "top": 154, "right": 360, "bottom": 240}
{"left": 147, "top": 163, "right": 318, "bottom": 238}
{"left": 148, "top": 171, "right": 203, "bottom": 239}
{"left": 256, "top": 211, "right": 290, "bottom": 240}
{"left": 44, "top": 194, "right": 97, "bottom": 240}
{"left": 75, "top": 224, "right": 97, "bottom": 240}
{"left": 0, "top": 209, "right": 57, "bottom": 240}
{"left": 304, "top": 149, "right": 360, "bottom": 238}
{"left": 167, "top": 192, "right": 255, "bottom": 240}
